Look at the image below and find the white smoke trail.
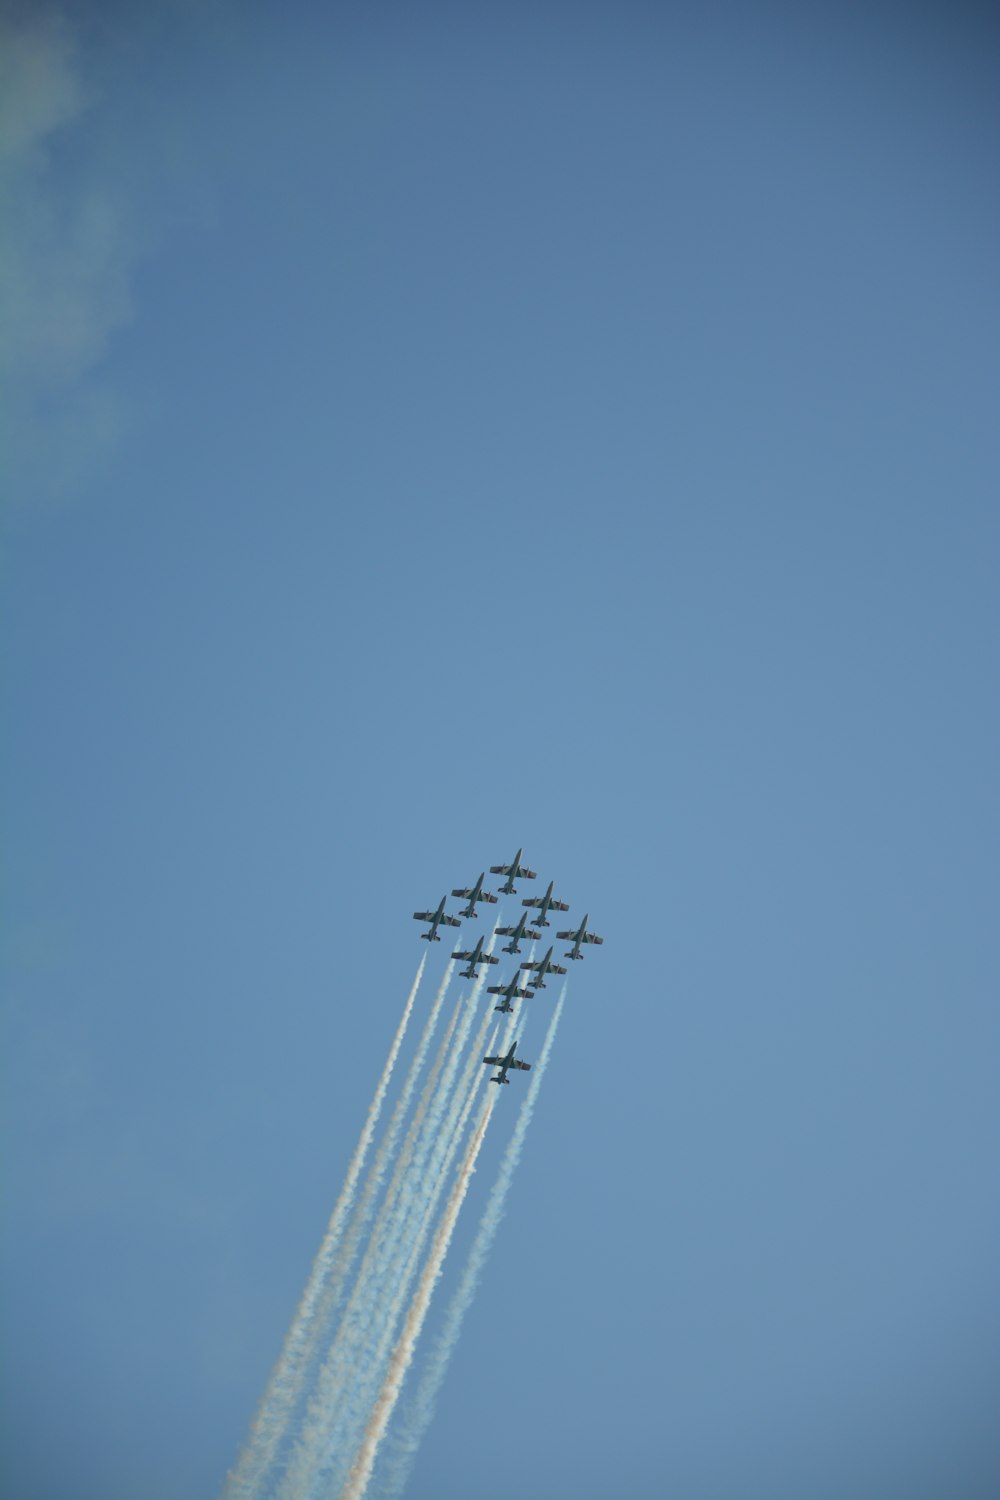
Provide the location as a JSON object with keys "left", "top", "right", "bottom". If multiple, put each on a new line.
{"left": 306, "top": 961, "right": 459, "bottom": 1345}
{"left": 378, "top": 982, "right": 566, "bottom": 1499}
{"left": 328, "top": 998, "right": 519, "bottom": 1493}
{"left": 310, "top": 981, "right": 498, "bottom": 1492}
{"left": 220, "top": 955, "right": 426, "bottom": 1500}
{"left": 341, "top": 1095, "right": 497, "bottom": 1500}
{"left": 363, "top": 995, "right": 497, "bottom": 1368}
{"left": 277, "top": 965, "right": 454, "bottom": 1458}
{"left": 278, "top": 983, "right": 464, "bottom": 1500}
{"left": 349, "top": 935, "right": 501, "bottom": 1360}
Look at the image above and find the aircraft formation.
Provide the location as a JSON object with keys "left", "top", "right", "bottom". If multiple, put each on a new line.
{"left": 413, "top": 847, "right": 604, "bottom": 1084}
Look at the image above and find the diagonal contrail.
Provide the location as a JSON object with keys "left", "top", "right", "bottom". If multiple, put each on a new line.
{"left": 353, "top": 932, "right": 501, "bottom": 1362}
{"left": 220, "top": 955, "right": 426, "bottom": 1500}
{"left": 308, "top": 971, "right": 498, "bottom": 1492}
{"left": 333, "top": 995, "right": 500, "bottom": 1463}
{"left": 378, "top": 981, "right": 566, "bottom": 1499}
{"left": 341, "top": 1094, "right": 497, "bottom": 1500}
{"left": 332, "top": 996, "right": 521, "bottom": 1494}
{"left": 278, "top": 978, "right": 464, "bottom": 1500}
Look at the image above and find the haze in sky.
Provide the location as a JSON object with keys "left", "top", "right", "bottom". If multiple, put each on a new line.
{"left": 3, "top": 3, "right": 999, "bottom": 1498}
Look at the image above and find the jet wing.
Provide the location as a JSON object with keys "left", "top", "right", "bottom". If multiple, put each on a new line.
{"left": 548, "top": 900, "right": 570, "bottom": 913}
{"left": 491, "top": 862, "right": 537, "bottom": 880}
{"left": 482, "top": 1054, "right": 505, "bottom": 1067}
{"left": 509, "top": 1058, "right": 531, "bottom": 1071}
{"left": 442, "top": 914, "right": 462, "bottom": 927}
{"left": 549, "top": 961, "right": 568, "bottom": 975}
{"left": 496, "top": 924, "right": 541, "bottom": 938}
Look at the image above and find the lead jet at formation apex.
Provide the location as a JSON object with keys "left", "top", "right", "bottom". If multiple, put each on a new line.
{"left": 520, "top": 945, "right": 568, "bottom": 990}
{"left": 494, "top": 910, "right": 542, "bottom": 955}
{"left": 522, "top": 879, "right": 569, "bottom": 928}
{"left": 413, "top": 896, "right": 462, "bottom": 942}
{"left": 452, "top": 872, "right": 498, "bottom": 920}
{"left": 489, "top": 847, "right": 537, "bottom": 895}
{"left": 487, "top": 975, "right": 532, "bottom": 1014}
{"left": 483, "top": 1040, "right": 532, "bottom": 1085}
{"left": 557, "top": 913, "right": 605, "bottom": 961}
{"left": 452, "top": 935, "right": 500, "bottom": 980}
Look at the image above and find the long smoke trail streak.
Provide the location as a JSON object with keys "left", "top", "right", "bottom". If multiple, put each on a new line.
{"left": 333, "top": 1001, "right": 520, "bottom": 1494}
{"left": 312, "top": 959, "right": 457, "bottom": 1335}
{"left": 270, "top": 963, "right": 455, "bottom": 1482}
{"left": 377, "top": 983, "right": 566, "bottom": 1500}
{"left": 341, "top": 1096, "right": 497, "bottom": 1500}
{"left": 278, "top": 985, "right": 466, "bottom": 1500}
{"left": 370, "top": 991, "right": 518, "bottom": 1401}
{"left": 309, "top": 978, "right": 499, "bottom": 1493}
{"left": 348, "top": 935, "right": 501, "bottom": 1351}
{"left": 319, "top": 999, "right": 500, "bottom": 1494}
{"left": 220, "top": 955, "right": 426, "bottom": 1500}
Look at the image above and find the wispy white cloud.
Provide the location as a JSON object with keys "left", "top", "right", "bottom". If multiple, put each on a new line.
{"left": 0, "top": 6, "right": 134, "bottom": 502}
{"left": 0, "top": 8, "right": 86, "bottom": 161}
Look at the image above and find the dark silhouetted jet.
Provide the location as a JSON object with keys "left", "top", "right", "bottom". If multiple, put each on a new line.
{"left": 452, "top": 935, "right": 499, "bottom": 980}
{"left": 452, "top": 872, "right": 498, "bottom": 919}
{"left": 520, "top": 945, "right": 567, "bottom": 990}
{"left": 489, "top": 847, "right": 537, "bottom": 895}
{"left": 483, "top": 1040, "right": 531, "bottom": 1085}
{"left": 522, "top": 879, "right": 569, "bottom": 928}
{"left": 413, "top": 896, "right": 461, "bottom": 942}
{"left": 494, "top": 911, "right": 541, "bottom": 955}
{"left": 557, "top": 913, "right": 604, "bottom": 961}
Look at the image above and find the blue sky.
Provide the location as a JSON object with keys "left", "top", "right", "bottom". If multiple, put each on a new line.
{"left": 3, "top": 3, "right": 999, "bottom": 1497}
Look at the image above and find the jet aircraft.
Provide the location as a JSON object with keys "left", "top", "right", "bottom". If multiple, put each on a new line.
{"left": 483, "top": 1040, "right": 531, "bottom": 1085}
{"left": 522, "top": 879, "right": 570, "bottom": 928}
{"left": 413, "top": 896, "right": 462, "bottom": 942}
{"left": 452, "top": 872, "right": 498, "bottom": 920}
{"left": 487, "top": 976, "right": 532, "bottom": 1014}
{"left": 489, "top": 847, "right": 538, "bottom": 895}
{"left": 557, "top": 913, "right": 605, "bottom": 961}
{"left": 520, "top": 945, "right": 568, "bottom": 989}
{"left": 494, "top": 911, "right": 542, "bottom": 955}
{"left": 452, "top": 935, "right": 500, "bottom": 980}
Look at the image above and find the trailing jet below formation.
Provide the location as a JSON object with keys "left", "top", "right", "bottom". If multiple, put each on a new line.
{"left": 522, "top": 879, "right": 569, "bottom": 928}
{"left": 413, "top": 896, "right": 462, "bottom": 942}
{"left": 557, "top": 913, "right": 605, "bottom": 961}
{"left": 487, "top": 976, "right": 532, "bottom": 1014}
{"left": 520, "top": 945, "right": 568, "bottom": 990}
{"left": 483, "top": 1040, "right": 531, "bottom": 1085}
{"left": 494, "top": 911, "right": 542, "bottom": 955}
{"left": 452, "top": 872, "right": 498, "bottom": 920}
{"left": 452, "top": 935, "right": 500, "bottom": 980}
{"left": 489, "top": 847, "right": 537, "bottom": 895}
